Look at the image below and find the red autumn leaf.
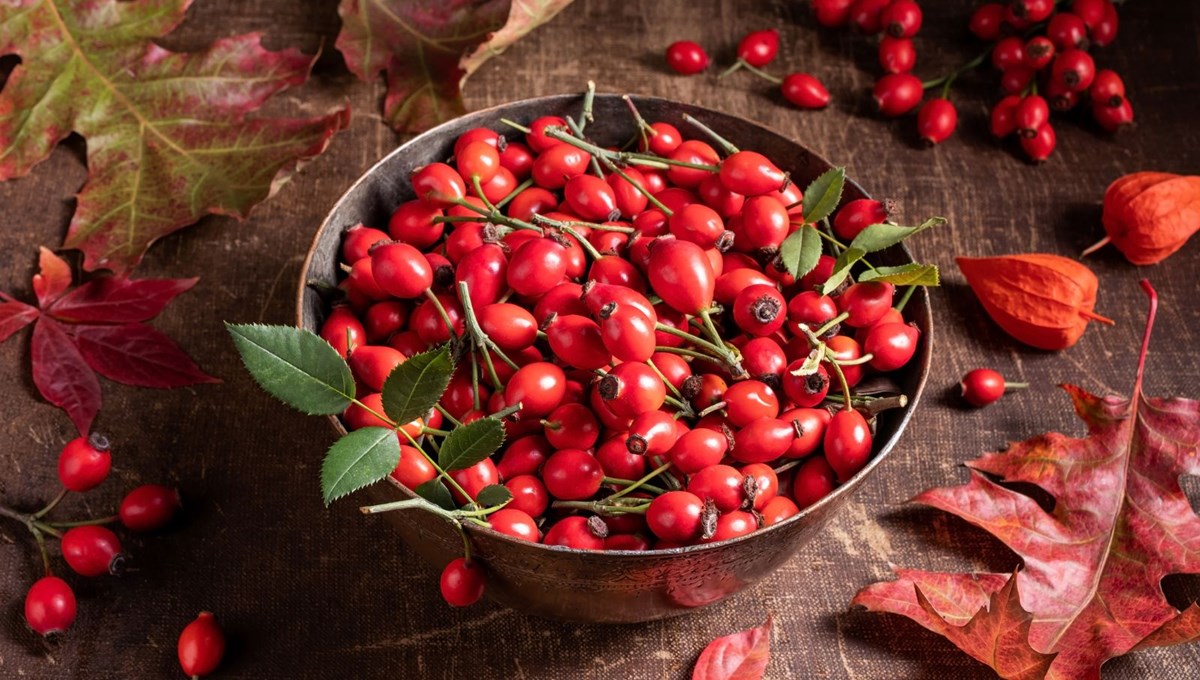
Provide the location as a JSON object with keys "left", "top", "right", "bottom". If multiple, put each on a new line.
{"left": 71, "top": 323, "right": 217, "bottom": 388}
{"left": 0, "top": 300, "right": 38, "bottom": 343}
{"left": 31, "top": 317, "right": 101, "bottom": 436}
{"left": 691, "top": 615, "right": 772, "bottom": 680}
{"left": 0, "top": 247, "right": 216, "bottom": 434}
{"left": 0, "top": 0, "right": 351, "bottom": 274}
{"left": 49, "top": 276, "right": 198, "bottom": 323}
{"left": 853, "top": 282, "right": 1200, "bottom": 679}
{"left": 336, "top": 0, "right": 573, "bottom": 133}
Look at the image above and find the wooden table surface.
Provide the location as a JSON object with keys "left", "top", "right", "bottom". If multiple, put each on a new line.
{"left": 2, "top": 0, "right": 1198, "bottom": 677}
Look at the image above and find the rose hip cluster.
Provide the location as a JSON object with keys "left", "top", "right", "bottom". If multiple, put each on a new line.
{"left": 975, "top": 0, "right": 1131, "bottom": 160}
{"left": 321, "top": 109, "right": 921, "bottom": 587}
{"left": 665, "top": 30, "right": 830, "bottom": 110}
{"left": 5, "top": 434, "right": 181, "bottom": 637}
{"left": 810, "top": 0, "right": 1131, "bottom": 158}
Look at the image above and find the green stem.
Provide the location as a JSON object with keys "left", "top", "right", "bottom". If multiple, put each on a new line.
{"left": 566, "top": 114, "right": 606, "bottom": 178}
{"left": 622, "top": 94, "right": 657, "bottom": 149}
{"left": 545, "top": 128, "right": 719, "bottom": 172}
{"left": 894, "top": 286, "right": 918, "bottom": 313}
{"left": 742, "top": 61, "right": 782, "bottom": 84}
{"left": 652, "top": 345, "right": 718, "bottom": 361}
{"left": 646, "top": 357, "right": 684, "bottom": 401}
{"left": 823, "top": 348, "right": 854, "bottom": 407}
{"left": 489, "top": 402, "right": 523, "bottom": 420}
{"left": 608, "top": 461, "right": 674, "bottom": 501}
{"left": 602, "top": 477, "right": 667, "bottom": 496}
{"left": 697, "top": 400, "right": 727, "bottom": 418}
{"left": 831, "top": 352, "right": 875, "bottom": 367}
{"left": 500, "top": 118, "right": 532, "bottom": 134}
{"left": 717, "top": 59, "right": 745, "bottom": 79}
{"left": 922, "top": 46, "right": 991, "bottom": 91}
{"left": 422, "top": 427, "right": 452, "bottom": 437}
{"left": 45, "top": 514, "right": 118, "bottom": 529}
{"left": 469, "top": 350, "right": 482, "bottom": 411}
{"left": 681, "top": 113, "right": 739, "bottom": 155}
{"left": 350, "top": 396, "right": 398, "bottom": 428}
{"left": 653, "top": 323, "right": 727, "bottom": 358}
{"left": 602, "top": 159, "right": 672, "bottom": 215}
{"left": 551, "top": 500, "right": 651, "bottom": 515}
{"left": 813, "top": 311, "right": 849, "bottom": 337}
{"left": 31, "top": 526, "right": 52, "bottom": 576}
{"left": 435, "top": 404, "right": 464, "bottom": 428}
{"left": 495, "top": 178, "right": 534, "bottom": 210}
{"left": 663, "top": 394, "right": 692, "bottom": 413}
{"left": 32, "top": 488, "right": 68, "bottom": 520}
{"left": 580, "top": 80, "right": 596, "bottom": 129}
{"left": 398, "top": 427, "right": 474, "bottom": 503}
{"left": 423, "top": 288, "right": 458, "bottom": 339}
{"left": 471, "top": 175, "right": 497, "bottom": 212}
{"left": 533, "top": 216, "right": 605, "bottom": 260}
{"left": 1005, "top": 382, "right": 1030, "bottom": 390}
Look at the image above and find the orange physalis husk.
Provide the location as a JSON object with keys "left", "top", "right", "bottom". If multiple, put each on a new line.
{"left": 956, "top": 254, "right": 1114, "bottom": 351}
{"left": 1082, "top": 171, "right": 1200, "bottom": 265}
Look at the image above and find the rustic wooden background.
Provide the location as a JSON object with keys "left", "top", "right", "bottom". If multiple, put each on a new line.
{"left": 1, "top": 0, "right": 1198, "bottom": 677}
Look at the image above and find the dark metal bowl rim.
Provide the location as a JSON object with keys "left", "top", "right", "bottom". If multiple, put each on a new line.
{"left": 296, "top": 92, "right": 932, "bottom": 558}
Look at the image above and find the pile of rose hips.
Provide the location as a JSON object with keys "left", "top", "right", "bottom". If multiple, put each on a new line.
{"left": 322, "top": 99, "right": 922, "bottom": 606}
{"left": 809, "top": 0, "right": 1131, "bottom": 159}
{"left": 3, "top": 434, "right": 180, "bottom": 637}
{"left": 666, "top": 30, "right": 831, "bottom": 110}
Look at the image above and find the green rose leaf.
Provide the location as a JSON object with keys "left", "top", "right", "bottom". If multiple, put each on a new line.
{"left": 779, "top": 224, "right": 823, "bottom": 279}
{"left": 381, "top": 344, "right": 454, "bottom": 426}
{"left": 476, "top": 484, "right": 513, "bottom": 509}
{"left": 818, "top": 246, "right": 867, "bottom": 296}
{"left": 415, "top": 478, "right": 456, "bottom": 510}
{"left": 226, "top": 323, "right": 353, "bottom": 415}
{"left": 858, "top": 263, "right": 941, "bottom": 287}
{"left": 320, "top": 427, "right": 402, "bottom": 506}
{"left": 439, "top": 417, "right": 505, "bottom": 471}
{"left": 848, "top": 217, "right": 947, "bottom": 254}
{"left": 800, "top": 167, "right": 845, "bottom": 226}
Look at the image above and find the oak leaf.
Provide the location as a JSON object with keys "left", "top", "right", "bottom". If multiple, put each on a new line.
{"left": 336, "top": 0, "right": 573, "bottom": 133}
{"left": 0, "top": 0, "right": 351, "bottom": 273}
{"left": 853, "top": 282, "right": 1200, "bottom": 679}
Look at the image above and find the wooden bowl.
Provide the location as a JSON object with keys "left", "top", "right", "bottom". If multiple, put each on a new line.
{"left": 297, "top": 94, "right": 931, "bottom": 623}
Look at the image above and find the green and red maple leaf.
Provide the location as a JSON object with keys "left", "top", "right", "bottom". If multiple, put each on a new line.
{"left": 0, "top": 248, "right": 217, "bottom": 435}
{"left": 336, "top": 0, "right": 574, "bottom": 133}
{"left": 854, "top": 283, "right": 1200, "bottom": 679}
{"left": 0, "top": 0, "right": 350, "bottom": 274}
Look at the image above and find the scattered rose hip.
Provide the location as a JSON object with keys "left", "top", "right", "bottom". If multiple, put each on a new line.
{"left": 0, "top": 434, "right": 182, "bottom": 637}
{"left": 178, "top": 611, "right": 226, "bottom": 677}
{"left": 959, "top": 368, "right": 1026, "bottom": 407}
{"left": 665, "top": 30, "right": 830, "bottom": 111}
{"left": 808, "top": 0, "right": 1133, "bottom": 159}
{"left": 237, "top": 86, "right": 940, "bottom": 609}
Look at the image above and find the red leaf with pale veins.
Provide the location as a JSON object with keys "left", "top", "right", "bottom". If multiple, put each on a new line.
{"left": 853, "top": 283, "right": 1200, "bottom": 680}
{"left": 0, "top": 0, "right": 351, "bottom": 273}
{"left": 31, "top": 247, "right": 71, "bottom": 306}
{"left": 0, "top": 300, "right": 38, "bottom": 342}
{"left": 49, "top": 276, "right": 197, "bottom": 323}
{"left": 336, "top": 0, "right": 572, "bottom": 133}
{"left": 691, "top": 615, "right": 772, "bottom": 680}
{"left": 71, "top": 323, "right": 219, "bottom": 388}
{"left": 31, "top": 317, "right": 100, "bottom": 435}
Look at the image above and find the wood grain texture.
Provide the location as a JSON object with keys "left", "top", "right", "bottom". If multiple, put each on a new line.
{"left": 0, "top": 0, "right": 1197, "bottom": 677}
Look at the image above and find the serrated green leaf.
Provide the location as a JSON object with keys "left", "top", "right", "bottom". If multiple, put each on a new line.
{"left": 819, "top": 247, "right": 866, "bottom": 295}
{"left": 790, "top": 345, "right": 825, "bottom": 376}
{"left": 801, "top": 167, "right": 845, "bottom": 226}
{"left": 381, "top": 344, "right": 454, "bottom": 426}
{"left": 476, "top": 484, "right": 513, "bottom": 508}
{"left": 859, "top": 263, "right": 941, "bottom": 287}
{"left": 439, "top": 418, "right": 505, "bottom": 471}
{"left": 779, "top": 225, "right": 823, "bottom": 279}
{"left": 320, "top": 427, "right": 401, "bottom": 505}
{"left": 848, "top": 217, "right": 946, "bottom": 254}
{"left": 226, "top": 323, "right": 353, "bottom": 415}
{"left": 415, "top": 478, "right": 456, "bottom": 510}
